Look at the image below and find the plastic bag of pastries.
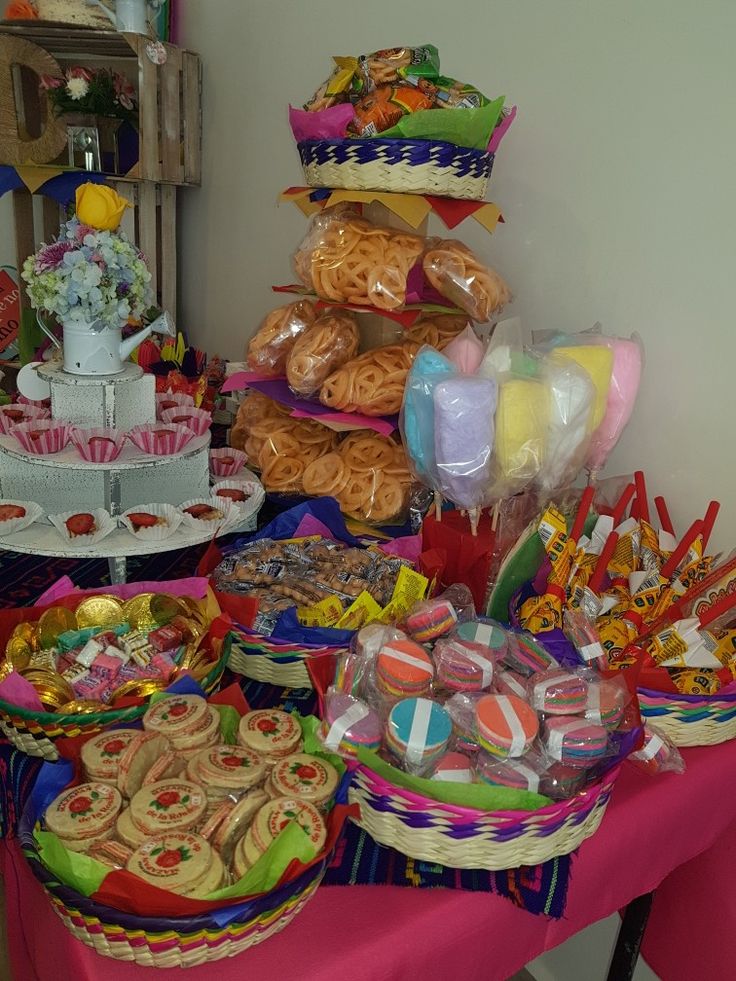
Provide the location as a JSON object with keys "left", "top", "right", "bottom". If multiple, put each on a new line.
{"left": 294, "top": 209, "right": 426, "bottom": 311}
{"left": 319, "top": 340, "right": 419, "bottom": 416}
{"left": 286, "top": 310, "right": 360, "bottom": 397}
{"left": 405, "top": 313, "right": 469, "bottom": 350}
{"left": 422, "top": 240, "right": 511, "bottom": 322}
{"left": 229, "top": 391, "right": 290, "bottom": 456}
{"left": 246, "top": 299, "right": 317, "bottom": 376}
{"left": 256, "top": 417, "right": 340, "bottom": 494}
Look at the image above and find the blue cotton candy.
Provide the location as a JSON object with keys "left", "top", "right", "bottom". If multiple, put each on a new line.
{"left": 400, "top": 347, "right": 453, "bottom": 483}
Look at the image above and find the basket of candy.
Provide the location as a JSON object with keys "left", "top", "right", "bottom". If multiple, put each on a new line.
{"left": 0, "top": 584, "right": 229, "bottom": 760}
{"left": 293, "top": 44, "right": 514, "bottom": 200}
{"left": 318, "top": 590, "right": 642, "bottom": 869}
{"left": 19, "top": 689, "right": 352, "bottom": 967}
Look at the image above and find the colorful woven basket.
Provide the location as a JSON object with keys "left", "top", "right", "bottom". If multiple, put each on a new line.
{"left": 638, "top": 687, "right": 736, "bottom": 747}
{"left": 298, "top": 137, "right": 494, "bottom": 200}
{"left": 0, "top": 637, "right": 230, "bottom": 761}
{"left": 20, "top": 833, "right": 330, "bottom": 967}
{"left": 349, "top": 762, "right": 620, "bottom": 870}
{"left": 228, "top": 630, "right": 344, "bottom": 689}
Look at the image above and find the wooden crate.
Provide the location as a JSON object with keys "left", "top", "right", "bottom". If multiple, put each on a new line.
{"left": 0, "top": 23, "right": 201, "bottom": 185}
{"left": 12, "top": 180, "right": 178, "bottom": 318}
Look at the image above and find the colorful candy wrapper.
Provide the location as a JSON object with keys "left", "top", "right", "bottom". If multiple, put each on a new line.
{"left": 628, "top": 724, "right": 685, "bottom": 775}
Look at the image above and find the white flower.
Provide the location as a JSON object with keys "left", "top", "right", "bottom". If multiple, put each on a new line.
{"left": 66, "top": 77, "right": 89, "bottom": 100}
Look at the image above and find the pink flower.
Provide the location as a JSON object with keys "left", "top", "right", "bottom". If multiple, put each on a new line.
{"left": 75, "top": 224, "right": 95, "bottom": 243}
{"left": 34, "top": 241, "right": 74, "bottom": 272}
{"left": 39, "top": 74, "right": 64, "bottom": 91}
{"left": 68, "top": 66, "right": 94, "bottom": 82}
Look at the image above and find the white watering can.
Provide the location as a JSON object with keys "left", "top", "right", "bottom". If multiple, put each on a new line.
{"left": 37, "top": 311, "right": 176, "bottom": 376}
{"left": 85, "top": 0, "right": 152, "bottom": 35}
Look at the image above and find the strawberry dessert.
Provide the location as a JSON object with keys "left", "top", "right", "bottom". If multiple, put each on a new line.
{"left": 127, "top": 512, "right": 166, "bottom": 532}
{"left": 184, "top": 503, "right": 224, "bottom": 521}
{"left": 216, "top": 488, "right": 247, "bottom": 503}
{"left": 0, "top": 504, "right": 26, "bottom": 521}
{"left": 65, "top": 513, "right": 97, "bottom": 537}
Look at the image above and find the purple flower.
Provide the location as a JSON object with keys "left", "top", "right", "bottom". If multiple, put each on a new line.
{"left": 34, "top": 240, "right": 74, "bottom": 272}
{"left": 116, "top": 282, "right": 130, "bottom": 296}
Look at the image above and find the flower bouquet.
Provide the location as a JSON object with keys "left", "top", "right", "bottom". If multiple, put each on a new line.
{"left": 40, "top": 67, "right": 138, "bottom": 126}
{"left": 21, "top": 183, "right": 155, "bottom": 376}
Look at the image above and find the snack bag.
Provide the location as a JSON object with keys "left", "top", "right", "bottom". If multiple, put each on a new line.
{"left": 400, "top": 72, "right": 491, "bottom": 109}
{"left": 246, "top": 300, "right": 317, "bottom": 376}
{"left": 356, "top": 45, "right": 440, "bottom": 90}
{"left": 349, "top": 84, "right": 434, "bottom": 137}
{"left": 422, "top": 240, "right": 511, "bottom": 322}
{"left": 319, "top": 341, "right": 419, "bottom": 417}
{"left": 304, "top": 56, "right": 358, "bottom": 111}
{"left": 405, "top": 313, "right": 469, "bottom": 350}
{"left": 286, "top": 310, "right": 359, "bottom": 397}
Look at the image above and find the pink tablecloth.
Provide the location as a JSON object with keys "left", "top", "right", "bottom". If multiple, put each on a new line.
{"left": 5, "top": 742, "right": 736, "bottom": 981}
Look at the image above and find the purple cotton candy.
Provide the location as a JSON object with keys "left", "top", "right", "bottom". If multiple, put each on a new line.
{"left": 433, "top": 375, "right": 497, "bottom": 510}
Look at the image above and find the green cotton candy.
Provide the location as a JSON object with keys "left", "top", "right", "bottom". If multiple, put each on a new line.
{"left": 34, "top": 830, "right": 110, "bottom": 897}
{"left": 357, "top": 748, "right": 552, "bottom": 811}
{"left": 377, "top": 96, "right": 505, "bottom": 150}
{"left": 203, "top": 820, "right": 316, "bottom": 900}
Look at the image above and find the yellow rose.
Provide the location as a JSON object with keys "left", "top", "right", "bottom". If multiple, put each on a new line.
{"left": 75, "top": 183, "right": 130, "bottom": 232}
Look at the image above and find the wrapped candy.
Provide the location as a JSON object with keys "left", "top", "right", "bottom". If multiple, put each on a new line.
{"left": 536, "top": 352, "right": 596, "bottom": 493}
{"left": 628, "top": 724, "right": 685, "bottom": 775}
{"left": 400, "top": 346, "right": 453, "bottom": 484}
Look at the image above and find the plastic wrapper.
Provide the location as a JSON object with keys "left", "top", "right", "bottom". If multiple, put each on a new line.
{"left": 385, "top": 696, "right": 452, "bottom": 776}
{"left": 536, "top": 352, "right": 596, "bottom": 494}
{"left": 541, "top": 716, "right": 609, "bottom": 768}
{"left": 405, "top": 313, "right": 469, "bottom": 350}
{"left": 319, "top": 688, "right": 382, "bottom": 757}
{"left": 477, "top": 748, "right": 546, "bottom": 792}
{"left": 585, "top": 334, "right": 644, "bottom": 474}
{"left": 319, "top": 341, "right": 419, "bottom": 416}
{"left": 356, "top": 45, "right": 440, "bottom": 90}
{"left": 400, "top": 71, "right": 491, "bottom": 109}
{"left": 422, "top": 240, "right": 511, "bottom": 322}
{"left": 434, "top": 637, "right": 495, "bottom": 692}
{"left": 286, "top": 310, "right": 359, "bottom": 397}
{"left": 563, "top": 608, "right": 608, "bottom": 669}
{"left": 329, "top": 432, "right": 413, "bottom": 525}
{"left": 627, "top": 724, "right": 685, "bottom": 775}
{"left": 452, "top": 618, "right": 509, "bottom": 658}
{"left": 529, "top": 668, "right": 589, "bottom": 716}
{"left": 400, "top": 345, "right": 453, "bottom": 484}
{"left": 442, "top": 324, "right": 485, "bottom": 374}
{"left": 502, "top": 631, "right": 559, "bottom": 677}
{"left": 375, "top": 637, "right": 434, "bottom": 698}
{"left": 475, "top": 693, "right": 539, "bottom": 758}
{"left": 444, "top": 691, "right": 486, "bottom": 754}
{"left": 348, "top": 83, "right": 434, "bottom": 136}
{"left": 294, "top": 210, "right": 426, "bottom": 311}
{"left": 494, "top": 667, "right": 530, "bottom": 700}
{"left": 537, "top": 759, "right": 588, "bottom": 800}
{"left": 434, "top": 373, "right": 497, "bottom": 515}
{"left": 246, "top": 300, "right": 317, "bottom": 376}
{"left": 430, "top": 751, "right": 474, "bottom": 783}
{"left": 336, "top": 624, "right": 406, "bottom": 694}
{"left": 583, "top": 676, "right": 628, "bottom": 731}
{"left": 304, "top": 56, "right": 358, "bottom": 111}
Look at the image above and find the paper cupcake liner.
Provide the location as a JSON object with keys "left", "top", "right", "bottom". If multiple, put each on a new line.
{"left": 179, "top": 497, "right": 240, "bottom": 533}
{"left": 209, "top": 447, "right": 249, "bottom": 478}
{"left": 211, "top": 479, "right": 265, "bottom": 513}
{"left": 155, "top": 393, "right": 195, "bottom": 419}
{"left": 48, "top": 508, "right": 117, "bottom": 547}
{"left": 10, "top": 420, "right": 73, "bottom": 455}
{"left": 0, "top": 404, "right": 50, "bottom": 435}
{"left": 70, "top": 427, "right": 126, "bottom": 463}
{"left": 161, "top": 406, "right": 213, "bottom": 437}
{"left": 119, "top": 503, "right": 183, "bottom": 541}
{"left": 18, "top": 395, "right": 51, "bottom": 408}
{"left": 126, "top": 423, "right": 196, "bottom": 456}
{"left": 0, "top": 500, "right": 44, "bottom": 535}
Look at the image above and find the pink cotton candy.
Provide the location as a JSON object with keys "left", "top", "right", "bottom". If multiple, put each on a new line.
{"left": 443, "top": 325, "right": 485, "bottom": 375}
{"left": 586, "top": 336, "right": 643, "bottom": 473}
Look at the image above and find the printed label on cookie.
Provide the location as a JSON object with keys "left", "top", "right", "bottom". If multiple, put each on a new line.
{"left": 46, "top": 782, "right": 121, "bottom": 835}
{"left": 263, "top": 798, "right": 325, "bottom": 847}
{"left": 271, "top": 754, "right": 335, "bottom": 797}
{"left": 133, "top": 833, "right": 206, "bottom": 880}
{"left": 241, "top": 710, "right": 300, "bottom": 749}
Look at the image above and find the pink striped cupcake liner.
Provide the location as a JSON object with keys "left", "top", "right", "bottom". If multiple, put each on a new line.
{"left": 127, "top": 423, "right": 196, "bottom": 456}
{"left": 209, "top": 447, "right": 248, "bottom": 478}
{"left": 10, "top": 420, "right": 72, "bottom": 455}
{"left": 0, "top": 403, "right": 50, "bottom": 435}
{"left": 70, "top": 427, "right": 126, "bottom": 463}
{"left": 161, "top": 406, "right": 213, "bottom": 436}
{"left": 155, "top": 392, "right": 195, "bottom": 419}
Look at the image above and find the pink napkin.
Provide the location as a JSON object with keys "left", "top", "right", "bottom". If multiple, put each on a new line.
{"left": 0, "top": 672, "right": 44, "bottom": 711}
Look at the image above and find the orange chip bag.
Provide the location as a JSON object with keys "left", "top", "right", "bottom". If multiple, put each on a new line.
{"left": 349, "top": 84, "right": 433, "bottom": 137}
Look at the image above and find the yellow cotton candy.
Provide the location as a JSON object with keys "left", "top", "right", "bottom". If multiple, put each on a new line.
{"left": 555, "top": 346, "right": 614, "bottom": 430}
{"left": 495, "top": 378, "right": 548, "bottom": 480}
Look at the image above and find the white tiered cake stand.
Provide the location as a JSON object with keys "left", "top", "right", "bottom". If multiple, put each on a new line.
{"left": 0, "top": 362, "right": 233, "bottom": 583}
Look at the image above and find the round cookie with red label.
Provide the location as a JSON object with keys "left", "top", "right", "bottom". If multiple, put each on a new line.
{"left": 237, "top": 709, "right": 302, "bottom": 758}
{"left": 191, "top": 744, "right": 267, "bottom": 792}
{"left": 251, "top": 797, "right": 326, "bottom": 854}
{"left": 129, "top": 779, "right": 207, "bottom": 835}
{"left": 81, "top": 729, "right": 141, "bottom": 783}
{"left": 45, "top": 782, "right": 122, "bottom": 841}
{"left": 143, "top": 694, "right": 210, "bottom": 737}
{"left": 268, "top": 753, "right": 339, "bottom": 807}
{"left": 127, "top": 832, "right": 212, "bottom": 895}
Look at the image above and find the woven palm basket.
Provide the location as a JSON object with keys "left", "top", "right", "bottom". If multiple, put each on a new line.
{"left": 638, "top": 687, "right": 736, "bottom": 747}
{"left": 349, "top": 762, "right": 620, "bottom": 870}
{"left": 0, "top": 638, "right": 230, "bottom": 761}
{"left": 21, "top": 837, "right": 330, "bottom": 967}
{"left": 298, "top": 137, "right": 494, "bottom": 200}
{"left": 228, "top": 630, "right": 345, "bottom": 689}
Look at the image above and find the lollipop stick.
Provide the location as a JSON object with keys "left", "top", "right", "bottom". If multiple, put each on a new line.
{"left": 701, "top": 501, "right": 720, "bottom": 551}
{"left": 434, "top": 491, "right": 442, "bottom": 522}
{"left": 589, "top": 531, "right": 620, "bottom": 595}
{"left": 570, "top": 485, "right": 596, "bottom": 545}
{"left": 612, "top": 483, "right": 636, "bottom": 526}
{"left": 470, "top": 507, "right": 479, "bottom": 537}
{"left": 654, "top": 496, "right": 675, "bottom": 535}
{"left": 491, "top": 501, "right": 500, "bottom": 532}
{"left": 660, "top": 520, "right": 704, "bottom": 580}
{"left": 634, "top": 471, "right": 650, "bottom": 524}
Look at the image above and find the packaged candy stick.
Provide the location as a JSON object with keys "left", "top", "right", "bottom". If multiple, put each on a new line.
{"left": 529, "top": 668, "right": 589, "bottom": 716}
{"left": 536, "top": 352, "right": 596, "bottom": 494}
{"left": 400, "top": 345, "right": 454, "bottom": 486}
{"left": 628, "top": 724, "right": 685, "bottom": 775}
{"left": 563, "top": 608, "right": 608, "bottom": 670}
{"left": 386, "top": 696, "right": 452, "bottom": 775}
{"left": 434, "top": 637, "right": 494, "bottom": 692}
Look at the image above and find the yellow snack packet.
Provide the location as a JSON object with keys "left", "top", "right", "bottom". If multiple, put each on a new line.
{"left": 297, "top": 595, "right": 344, "bottom": 628}
{"left": 377, "top": 566, "right": 428, "bottom": 624}
{"left": 336, "top": 591, "right": 383, "bottom": 631}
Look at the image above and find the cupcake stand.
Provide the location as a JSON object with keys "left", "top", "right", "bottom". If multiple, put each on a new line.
{"left": 0, "top": 361, "right": 233, "bottom": 583}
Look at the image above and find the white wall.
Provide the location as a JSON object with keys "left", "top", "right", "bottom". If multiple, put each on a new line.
{"left": 177, "top": 0, "right": 735, "bottom": 551}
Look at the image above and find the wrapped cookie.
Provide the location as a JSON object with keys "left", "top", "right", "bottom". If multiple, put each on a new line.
{"left": 246, "top": 299, "right": 317, "bottom": 376}
{"left": 286, "top": 310, "right": 359, "bottom": 397}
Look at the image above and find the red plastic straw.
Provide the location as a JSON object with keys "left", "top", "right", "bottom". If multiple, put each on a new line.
{"left": 612, "top": 483, "right": 636, "bottom": 526}
{"left": 654, "top": 496, "right": 674, "bottom": 535}
{"left": 634, "top": 471, "right": 650, "bottom": 524}
{"left": 699, "top": 590, "right": 736, "bottom": 629}
{"left": 570, "top": 485, "right": 596, "bottom": 545}
{"left": 589, "top": 532, "right": 620, "bottom": 595}
{"left": 701, "top": 501, "right": 720, "bottom": 551}
{"left": 660, "top": 520, "right": 704, "bottom": 579}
